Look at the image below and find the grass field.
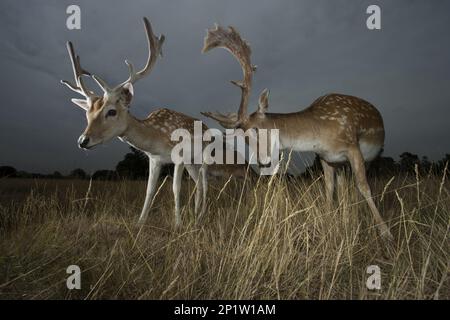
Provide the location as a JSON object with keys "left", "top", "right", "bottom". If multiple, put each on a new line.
{"left": 0, "top": 168, "right": 448, "bottom": 299}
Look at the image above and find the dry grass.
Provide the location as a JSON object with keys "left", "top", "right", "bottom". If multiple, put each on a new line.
{"left": 0, "top": 168, "right": 448, "bottom": 300}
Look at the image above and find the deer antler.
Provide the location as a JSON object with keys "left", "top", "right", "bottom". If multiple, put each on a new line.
{"left": 92, "top": 17, "right": 165, "bottom": 94}
{"left": 202, "top": 25, "right": 256, "bottom": 128}
{"left": 119, "top": 17, "right": 165, "bottom": 87}
{"left": 61, "top": 41, "right": 95, "bottom": 101}
{"left": 200, "top": 111, "right": 239, "bottom": 129}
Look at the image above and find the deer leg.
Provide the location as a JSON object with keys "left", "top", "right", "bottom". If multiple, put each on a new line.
{"left": 336, "top": 169, "right": 346, "bottom": 191}
{"left": 173, "top": 163, "right": 184, "bottom": 227}
{"left": 320, "top": 159, "right": 335, "bottom": 205}
{"left": 347, "top": 147, "right": 393, "bottom": 240}
{"left": 138, "top": 157, "right": 161, "bottom": 224}
{"left": 199, "top": 165, "right": 208, "bottom": 221}
{"left": 185, "top": 165, "right": 202, "bottom": 217}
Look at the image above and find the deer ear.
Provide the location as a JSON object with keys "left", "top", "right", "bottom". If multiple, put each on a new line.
{"left": 257, "top": 89, "right": 269, "bottom": 114}
{"left": 120, "top": 83, "right": 134, "bottom": 107}
{"left": 71, "top": 98, "right": 89, "bottom": 111}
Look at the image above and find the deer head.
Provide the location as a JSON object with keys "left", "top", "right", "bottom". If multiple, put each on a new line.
{"left": 201, "top": 25, "right": 270, "bottom": 131}
{"left": 61, "top": 17, "right": 165, "bottom": 149}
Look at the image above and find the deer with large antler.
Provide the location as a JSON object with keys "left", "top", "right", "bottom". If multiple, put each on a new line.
{"left": 201, "top": 25, "right": 393, "bottom": 240}
{"left": 61, "top": 18, "right": 209, "bottom": 226}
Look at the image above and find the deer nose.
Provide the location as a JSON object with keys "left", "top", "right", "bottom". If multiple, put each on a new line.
{"left": 78, "top": 135, "right": 90, "bottom": 149}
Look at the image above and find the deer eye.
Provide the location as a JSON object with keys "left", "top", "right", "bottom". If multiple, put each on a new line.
{"left": 106, "top": 109, "right": 117, "bottom": 117}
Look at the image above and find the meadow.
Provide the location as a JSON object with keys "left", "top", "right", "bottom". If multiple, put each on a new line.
{"left": 0, "top": 167, "right": 448, "bottom": 299}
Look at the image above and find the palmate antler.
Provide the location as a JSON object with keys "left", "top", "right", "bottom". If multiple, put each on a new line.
{"left": 92, "top": 17, "right": 165, "bottom": 94}
{"left": 201, "top": 25, "right": 257, "bottom": 128}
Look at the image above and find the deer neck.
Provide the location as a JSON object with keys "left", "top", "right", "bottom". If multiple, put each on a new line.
{"left": 118, "top": 113, "right": 166, "bottom": 156}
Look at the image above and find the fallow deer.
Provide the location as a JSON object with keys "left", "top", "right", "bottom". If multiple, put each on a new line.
{"left": 201, "top": 25, "right": 393, "bottom": 240}
{"left": 61, "top": 18, "right": 208, "bottom": 226}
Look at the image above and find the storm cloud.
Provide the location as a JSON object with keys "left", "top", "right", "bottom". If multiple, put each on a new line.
{"left": 0, "top": 0, "right": 449, "bottom": 174}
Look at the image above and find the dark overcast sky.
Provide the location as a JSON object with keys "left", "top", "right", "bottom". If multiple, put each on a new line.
{"left": 0, "top": 0, "right": 449, "bottom": 174}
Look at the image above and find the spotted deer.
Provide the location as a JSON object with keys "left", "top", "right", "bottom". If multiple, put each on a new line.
{"left": 201, "top": 25, "right": 393, "bottom": 240}
{"left": 61, "top": 18, "right": 208, "bottom": 226}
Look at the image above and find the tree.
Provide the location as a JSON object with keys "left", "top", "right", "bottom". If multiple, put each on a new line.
{"left": 51, "top": 171, "right": 63, "bottom": 179}
{"left": 0, "top": 166, "right": 17, "bottom": 178}
{"left": 420, "top": 156, "right": 432, "bottom": 174}
{"left": 437, "top": 154, "right": 450, "bottom": 172}
{"left": 369, "top": 156, "right": 397, "bottom": 176}
{"left": 116, "top": 147, "right": 149, "bottom": 179}
{"left": 70, "top": 168, "right": 88, "bottom": 180}
{"left": 399, "top": 152, "right": 420, "bottom": 173}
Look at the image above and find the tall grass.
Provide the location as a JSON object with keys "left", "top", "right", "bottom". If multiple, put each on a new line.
{"left": 0, "top": 168, "right": 448, "bottom": 299}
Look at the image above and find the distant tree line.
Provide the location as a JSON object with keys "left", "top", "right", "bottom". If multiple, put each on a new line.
{"left": 0, "top": 148, "right": 449, "bottom": 180}
{"left": 303, "top": 151, "right": 450, "bottom": 178}
{"left": 0, "top": 148, "right": 171, "bottom": 180}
